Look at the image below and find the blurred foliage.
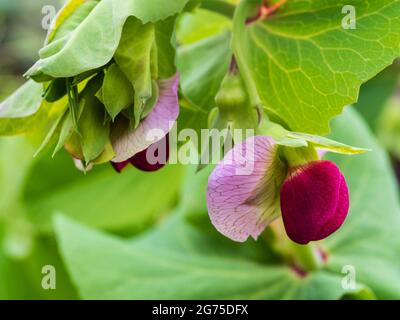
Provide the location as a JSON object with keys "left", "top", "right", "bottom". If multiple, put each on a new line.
{"left": 0, "top": 0, "right": 64, "bottom": 99}
{"left": 355, "top": 62, "right": 400, "bottom": 131}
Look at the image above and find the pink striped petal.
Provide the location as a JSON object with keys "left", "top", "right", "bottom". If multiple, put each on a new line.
{"left": 112, "top": 74, "right": 179, "bottom": 163}
{"left": 317, "top": 149, "right": 327, "bottom": 159}
{"left": 207, "top": 136, "right": 286, "bottom": 242}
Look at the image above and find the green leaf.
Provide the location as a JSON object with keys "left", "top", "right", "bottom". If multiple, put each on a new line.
{"left": 177, "top": 8, "right": 232, "bottom": 45}
{"left": 45, "top": 0, "right": 87, "bottom": 44}
{"left": 78, "top": 96, "right": 110, "bottom": 164}
{"left": 102, "top": 64, "right": 134, "bottom": 121}
{"left": 155, "top": 17, "right": 178, "bottom": 78}
{"left": 323, "top": 108, "right": 400, "bottom": 299}
{"left": 26, "top": 0, "right": 189, "bottom": 79}
{"left": 377, "top": 98, "right": 400, "bottom": 158}
{"left": 0, "top": 80, "right": 43, "bottom": 118}
{"left": 49, "top": 0, "right": 98, "bottom": 44}
{"left": 178, "top": 30, "right": 231, "bottom": 110}
{"left": 0, "top": 113, "right": 43, "bottom": 137}
{"left": 177, "top": 31, "right": 231, "bottom": 135}
{"left": 55, "top": 212, "right": 367, "bottom": 300}
{"left": 25, "top": 162, "right": 183, "bottom": 234}
{"left": 354, "top": 63, "right": 400, "bottom": 130}
{"left": 232, "top": 0, "right": 400, "bottom": 134}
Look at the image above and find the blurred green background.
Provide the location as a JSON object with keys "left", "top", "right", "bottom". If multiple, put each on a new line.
{"left": 1, "top": 0, "right": 400, "bottom": 300}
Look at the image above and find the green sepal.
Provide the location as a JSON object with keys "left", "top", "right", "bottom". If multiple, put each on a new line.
{"left": 53, "top": 74, "right": 104, "bottom": 157}
{"left": 33, "top": 99, "right": 70, "bottom": 157}
{"left": 141, "top": 80, "right": 159, "bottom": 120}
{"left": 279, "top": 144, "right": 319, "bottom": 168}
{"left": 102, "top": 64, "right": 134, "bottom": 121}
{"left": 43, "top": 78, "right": 67, "bottom": 103}
{"left": 78, "top": 96, "right": 110, "bottom": 164}
{"left": 259, "top": 120, "right": 369, "bottom": 155}
{"left": 114, "top": 17, "right": 155, "bottom": 128}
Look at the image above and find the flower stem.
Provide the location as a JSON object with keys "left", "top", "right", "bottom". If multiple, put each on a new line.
{"left": 200, "top": 0, "right": 236, "bottom": 19}
{"left": 268, "top": 220, "right": 324, "bottom": 273}
{"left": 289, "top": 242, "right": 324, "bottom": 272}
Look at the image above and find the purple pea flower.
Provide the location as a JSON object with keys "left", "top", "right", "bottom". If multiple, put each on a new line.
{"left": 111, "top": 135, "right": 169, "bottom": 172}
{"left": 111, "top": 74, "right": 179, "bottom": 172}
{"left": 207, "top": 135, "right": 349, "bottom": 245}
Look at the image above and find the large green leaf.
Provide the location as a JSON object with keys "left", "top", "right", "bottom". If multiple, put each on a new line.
{"left": 56, "top": 214, "right": 362, "bottom": 300}
{"left": 178, "top": 31, "right": 231, "bottom": 110}
{"left": 48, "top": 0, "right": 98, "bottom": 44}
{"left": 25, "top": 159, "right": 183, "bottom": 234}
{"left": 177, "top": 8, "right": 232, "bottom": 45}
{"left": 55, "top": 107, "right": 399, "bottom": 299}
{"left": 26, "top": 0, "right": 189, "bottom": 79}
{"left": 324, "top": 108, "right": 400, "bottom": 299}
{"left": 0, "top": 80, "right": 43, "bottom": 119}
{"left": 233, "top": 0, "right": 400, "bottom": 134}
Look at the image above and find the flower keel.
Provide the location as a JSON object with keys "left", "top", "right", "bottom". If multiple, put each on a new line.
{"left": 280, "top": 160, "right": 349, "bottom": 244}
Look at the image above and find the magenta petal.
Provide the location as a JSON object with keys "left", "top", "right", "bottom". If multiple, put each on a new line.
{"left": 111, "top": 160, "right": 130, "bottom": 173}
{"left": 112, "top": 74, "right": 179, "bottom": 163}
{"left": 317, "top": 175, "right": 349, "bottom": 240}
{"left": 207, "top": 136, "right": 281, "bottom": 242}
{"left": 280, "top": 160, "right": 349, "bottom": 244}
{"left": 129, "top": 134, "right": 169, "bottom": 172}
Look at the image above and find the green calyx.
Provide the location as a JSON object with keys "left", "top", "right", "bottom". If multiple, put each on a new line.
{"left": 280, "top": 144, "right": 319, "bottom": 169}
{"left": 212, "top": 71, "right": 259, "bottom": 136}
{"left": 215, "top": 73, "right": 248, "bottom": 113}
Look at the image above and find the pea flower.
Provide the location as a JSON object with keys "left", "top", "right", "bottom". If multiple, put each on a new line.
{"left": 110, "top": 74, "right": 179, "bottom": 172}
{"left": 206, "top": 135, "right": 349, "bottom": 245}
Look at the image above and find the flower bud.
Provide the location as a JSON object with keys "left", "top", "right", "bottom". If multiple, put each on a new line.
{"left": 280, "top": 160, "right": 349, "bottom": 244}
{"left": 112, "top": 134, "right": 169, "bottom": 173}
{"left": 215, "top": 74, "right": 248, "bottom": 114}
{"left": 211, "top": 72, "right": 259, "bottom": 135}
